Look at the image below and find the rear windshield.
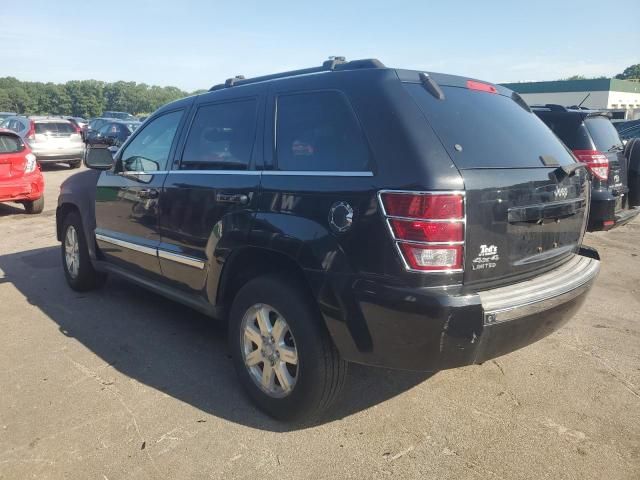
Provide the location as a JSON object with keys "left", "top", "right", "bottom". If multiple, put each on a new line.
{"left": 0, "top": 134, "right": 23, "bottom": 153}
{"left": 35, "top": 122, "right": 75, "bottom": 134}
{"left": 584, "top": 116, "right": 622, "bottom": 151}
{"left": 536, "top": 113, "right": 592, "bottom": 150}
{"left": 405, "top": 84, "right": 575, "bottom": 168}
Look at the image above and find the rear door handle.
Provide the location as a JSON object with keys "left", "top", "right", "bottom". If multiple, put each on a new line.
{"left": 138, "top": 188, "right": 159, "bottom": 199}
{"left": 216, "top": 192, "right": 249, "bottom": 205}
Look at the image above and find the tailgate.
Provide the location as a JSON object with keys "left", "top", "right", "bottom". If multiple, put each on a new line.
{"left": 404, "top": 79, "right": 589, "bottom": 288}
{"left": 462, "top": 167, "right": 589, "bottom": 287}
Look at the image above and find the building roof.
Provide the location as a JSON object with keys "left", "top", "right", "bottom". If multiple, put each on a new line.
{"left": 501, "top": 78, "right": 640, "bottom": 95}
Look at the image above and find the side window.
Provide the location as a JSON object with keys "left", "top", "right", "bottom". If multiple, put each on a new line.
{"left": 275, "top": 91, "right": 370, "bottom": 172}
{"left": 181, "top": 99, "right": 257, "bottom": 170}
{"left": 98, "top": 124, "right": 112, "bottom": 136}
{"left": 120, "top": 110, "right": 183, "bottom": 172}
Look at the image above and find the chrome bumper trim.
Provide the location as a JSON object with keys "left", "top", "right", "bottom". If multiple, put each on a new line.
{"left": 479, "top": 255, "right": 600, "bottom": 325}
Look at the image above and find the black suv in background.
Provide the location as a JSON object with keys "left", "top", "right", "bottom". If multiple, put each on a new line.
{"left": 57, "top": 58, "right": 600, "bottom": 421}
{"left": 533, "top": 105, "right": 640, "bottom": 230}
{"left": 85, "top": 120, "right": 141, "bottom": 148}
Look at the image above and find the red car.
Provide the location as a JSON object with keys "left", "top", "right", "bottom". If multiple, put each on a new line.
{"left": 0, "top": 128, "right": 45, "bottom": 214}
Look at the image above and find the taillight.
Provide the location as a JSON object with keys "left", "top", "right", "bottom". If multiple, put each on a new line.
{"left": 572, "top": 149, "right": 609, "bottom": 181}
{"left": 24, "top": 153, "right": 37, "bottom": 173}
{"left": 379, "top": 191, "right": 465, "bottom": 272}
{"left": 26, "top": 120, "right": 36, "bottom": 141}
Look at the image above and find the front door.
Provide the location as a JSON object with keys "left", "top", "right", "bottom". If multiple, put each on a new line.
{"left": 95, "top": 109, "right": 186, "bottom": 278}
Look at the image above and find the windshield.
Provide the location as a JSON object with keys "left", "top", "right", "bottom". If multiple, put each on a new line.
{"left": 405, "top": 83, "right": 576, "bottom": 168}
{"left": 584, "top": 116, "right": 622, "bottom": 151}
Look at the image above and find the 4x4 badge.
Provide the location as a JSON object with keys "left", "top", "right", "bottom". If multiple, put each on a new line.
{"left": 329, "top": 201, "right": 354, "bottom": 233}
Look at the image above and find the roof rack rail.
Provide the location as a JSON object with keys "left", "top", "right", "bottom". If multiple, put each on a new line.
{"left": 530, "top": 104, "right": 568, "bottom": 112}
{"left": 208, "top": 57, "right": 385, "bottom": 91}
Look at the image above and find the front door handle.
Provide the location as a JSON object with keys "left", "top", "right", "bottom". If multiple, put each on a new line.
{"left": 216, "top": 192, "right": 249, "bottom": 205}
{"left": 138, "top": 188, "right": 159, "bottom": 199}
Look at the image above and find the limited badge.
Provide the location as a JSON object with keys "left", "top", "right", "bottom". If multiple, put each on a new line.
{"left": 329, "top": 201, "right": 354, "bottom": 233}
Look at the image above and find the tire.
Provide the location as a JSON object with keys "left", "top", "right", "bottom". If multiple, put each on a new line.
{"left": 68, "top": 159, "right": 82, "bottom": 169}
{"left": 61, "top": 211, "right": 106, "bottom": 291}
{"left": 229, "top": 275, "right": 347, "bottom": 422}
{"left": 23, "top": 196, "right": 44, "bottom": 214}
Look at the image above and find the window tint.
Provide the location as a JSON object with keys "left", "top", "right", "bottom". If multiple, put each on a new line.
{"left": 584, "top": 116, "right": 622, "bottom": 151}
{"left": 0, "top": 134, "right": 23, "bottom": 153}
{"left": 34, "top": 122, "right": 75, "bottom": 135}
{"left": 181, "top": 99, "right": 257, "bottom": 170}
{"left": 406, "top": 84, "right": 577, "bottom": 168}
{"left": 276, "top": 91, "right": 370, "bottom": 172}
{"left": 120, "top": 110, "right": 183, "bottom": 172}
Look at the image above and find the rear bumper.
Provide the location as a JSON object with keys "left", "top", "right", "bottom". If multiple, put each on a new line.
{"left": 32, "top": 146, "right": 84, "bottom": 163}
{"left": 588, "top": 188, "right": 639, "bottom": 230}
{"left": 0, "top": 172, "right": 45, "bottom": 203}
{"left": 324, "top": 251, "right": 600, "bottom": 371}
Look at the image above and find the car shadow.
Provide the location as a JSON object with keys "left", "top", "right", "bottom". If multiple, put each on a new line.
{"left": 0, "top": 246, "right": 432, "bottom": 431}
{"left": 39, "top": 163, "right": 77, "bottom": 172}
{"left": 0, "top": 203, "right": 26, "bottom": 217}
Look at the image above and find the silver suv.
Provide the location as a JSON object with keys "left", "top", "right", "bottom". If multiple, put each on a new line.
{"left": 0, "top": 116, "right": 85, "bottom": 168}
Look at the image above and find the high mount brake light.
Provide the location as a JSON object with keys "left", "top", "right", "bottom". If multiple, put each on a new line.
{"left": 466, "top": 80, "right": 498, "bottom": 94}
{"left": 572, "top": 149, "right": 609, "bottom": 181}
{"left": 379, "top": 192, "right": 465, "bottom": 272}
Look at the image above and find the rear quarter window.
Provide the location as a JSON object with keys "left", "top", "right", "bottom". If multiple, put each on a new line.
{"left": 405, "top": 84, "right": 576, "bottom": 168}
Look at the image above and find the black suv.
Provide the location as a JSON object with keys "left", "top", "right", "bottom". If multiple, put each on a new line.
{"left": 533, "top": 105, "right": 640, "bottom": 230}
{"left": 57, "top": 58, "right": 600, "bottom": 421}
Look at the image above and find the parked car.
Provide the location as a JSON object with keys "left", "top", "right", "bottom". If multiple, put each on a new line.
{"left": 532, "top": 105, "right": 640, "bottom": 231}
{"left": 0, "top": 112, "right": 17, "bottom": 121}
{"left": 617, "top": 122, "right": 640, "bottom": 143}
{"left": 0, "top": 128, "right": 44, "bottom": 213}
{"left": 83, "top": 117, "right": 116, "bottom": 140}
{"left": 0, "top": 116, "right": 84, "bottom": 168}
{"left": 85, "top": 120, "right": 141, "bottom": 148}
{"left": 102, "top": 111, "right": 137, "bottom": 121}
{"left": 625, "top": 137, "right": 640, "bottom": 207}
{"left": 57, "top": 58, "right": 601, "bottom": 421}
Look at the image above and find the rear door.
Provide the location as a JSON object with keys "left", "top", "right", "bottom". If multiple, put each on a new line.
{"left": 157, "top": 94, "right": 264, "bottom": 294}
{"left": 405, "top": 82, "right": 589, "bottom": 288}
{"left": 95, "top": 108, "right": 187, "bottom": 278}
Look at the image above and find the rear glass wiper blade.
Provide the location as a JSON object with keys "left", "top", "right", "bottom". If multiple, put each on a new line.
{"left": 607, "top": 144, "right": 624, "bottom": 152}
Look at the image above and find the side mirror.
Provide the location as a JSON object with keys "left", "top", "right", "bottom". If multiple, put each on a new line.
{"left": 85, "top": 145, "right": 114, "bottom": 170}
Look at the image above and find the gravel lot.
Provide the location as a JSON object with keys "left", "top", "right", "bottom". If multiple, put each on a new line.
{"left": 1, "top": 166, "right": 639, "bottom": 480}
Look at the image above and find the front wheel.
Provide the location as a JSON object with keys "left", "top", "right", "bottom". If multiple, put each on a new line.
{"left": 229, "top": 275, "right": 347, "bottom": 422}
{"left": 61, "top": 211, "right": 106, "bottom": 291}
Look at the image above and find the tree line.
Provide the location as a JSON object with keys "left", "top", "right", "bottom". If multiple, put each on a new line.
{"left": 0, "top": 77, "right": 206, "bottom": 118}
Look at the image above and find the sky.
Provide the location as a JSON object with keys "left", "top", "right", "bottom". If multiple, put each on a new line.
{"left": 1, "top": 0, "right": 638, "bottom": 92}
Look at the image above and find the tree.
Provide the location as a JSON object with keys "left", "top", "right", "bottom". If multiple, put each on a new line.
{"left": 0, "top": 77, "right": 199, "bottom": 117}
{"left": 616, "top": 64, "right": 640, "bottom": 80}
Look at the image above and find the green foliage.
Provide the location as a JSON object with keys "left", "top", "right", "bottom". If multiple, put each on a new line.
{"left": 615, "top": 64, "right": 640, "bottom": 80}
{"left": 0, "top": 77, "right": 198, "bottom": 118}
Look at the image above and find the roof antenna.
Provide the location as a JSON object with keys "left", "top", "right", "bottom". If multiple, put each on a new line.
{"left": 577, "top": 93, "right": 590, "bottom": 108}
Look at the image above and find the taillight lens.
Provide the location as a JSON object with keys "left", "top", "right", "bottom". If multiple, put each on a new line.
{"left": 24, "top": 153, "right": 37, "bottom": 173}
{"left": 382, "top": 192, "right": 463, "bottom": 219}
{"left": 26, "top": 121, "right": 36, "bottom": 141}
{"left": 390, "top": 219, "right": 463, "bottom": 242}
{"left": 572, "top": 149, "right": 609, "bottom": 181}
{"left": 380, "top": 192, "right": 465, "bottom": 273}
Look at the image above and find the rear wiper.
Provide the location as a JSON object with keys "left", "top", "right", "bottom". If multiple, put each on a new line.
{"left": 550, "top": 162, "right": 586, "bottom": 182}
{"left": 608, "top": 144, "right": 624, "bottom": 152}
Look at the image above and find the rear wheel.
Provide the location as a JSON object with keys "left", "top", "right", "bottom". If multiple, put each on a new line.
{"left": 61, "top": 211, "right": 106, "bottom": 291}
{"left": 229, "top": 275, "right": 347, "bottom": 421}
{"left": 68, "top": 159, "right": 81, "bottom": 169}
{"left": 23, "top": 196, "right": 44, "bottom": 214}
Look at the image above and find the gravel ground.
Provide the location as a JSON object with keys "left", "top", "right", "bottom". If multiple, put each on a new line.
{"left": 0, "top": 165, "right": 638, "bottom": 479}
